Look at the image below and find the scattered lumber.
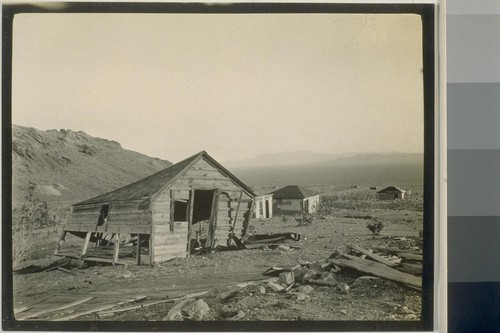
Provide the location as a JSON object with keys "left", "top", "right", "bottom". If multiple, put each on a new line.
{"left": 16, "top": 296, "right": 94, "bottom": 320}
{"left": 329, "top": 254, "right": 422, "bottom": 290}
{"left": 396, "top": 252, "right": 423, "bottom": 261}
{"left": 396, "top": 263, "right": 423, "bottom": 275}
{"left": 98, "top": 291, "right": 209, "bottom": 315}
{"left": 347, "top": 243, "right": 399, "bottom": 267}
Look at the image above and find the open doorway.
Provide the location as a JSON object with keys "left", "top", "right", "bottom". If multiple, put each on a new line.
{"left": 265, "top": 200, "right": 270, "bottom": 218}
{"left": 191, "top": 189, "right": 217, "bottom": 248}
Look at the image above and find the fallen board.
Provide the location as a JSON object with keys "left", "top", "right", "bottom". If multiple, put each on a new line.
{"left": 347, "top": 243, "right": 398, "bottom": 267}
{"left": 329, "top": 254, "right": 422, "bottom": 289}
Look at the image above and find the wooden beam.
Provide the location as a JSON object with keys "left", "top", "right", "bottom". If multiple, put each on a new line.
{"left": 206, "top": 189, "right": 220, "bottom": 249}
{"left": 170, "top": 190, "right": 176, "bottom": 232}
{"left": 80, "top": 232, "right": 92, "bottom": 259}
{"left": 329, "top": 254, "right": 421, "bottom": 289}
{"left": 347, "top": 243, "right": 399, "bottom": 267}
{"left": 113, "top": 233, "right": 120, "bottom": 266}
{"left": 136, "top": 234, "right": 141, "bottom": 265}
{"left": 230, "top": 191, "right": 243, "bottom": 235}
{"left": 187, "top": 189, "right": 195, "bottom": 258}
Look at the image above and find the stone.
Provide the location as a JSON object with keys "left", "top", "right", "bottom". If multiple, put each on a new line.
{"left": 277, "top": 245, "right": 291, "bottom": 251}
{"left": 279, "top": 271, "right": 295, "bottom": 285}
{"left": 245, "top": 284, "right": 266, "bottom": 294}
{"left": 340, "top": 309, "right": 347, "bottom": 315}
{"left": 218, "top": 289, "right": 241, "bottom": 301}
{"left": 267, "top": 281, "right": 285, "bottom": 292}
{"left": 337, "top": 282, "right": 350, "bottom": 293}
{"left": 297, "top": 285, "right": 314, "bottom": 294}
{"left": 399, "top": 306, "right": 415, "bottom": 315}
{"left": 292, "top": 267, "right": 310, "bottom": 282}
{"left": 295, "top": 293, "right": 307, "bottom": 301}
{"left": 181, "top": 299, "right": 210, "bottom": 321}
{"left": 164, "top": 299, "right": 190, "bottom": 321}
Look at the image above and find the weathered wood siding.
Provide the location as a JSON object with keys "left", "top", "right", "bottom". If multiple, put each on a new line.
{"left": 215, "top": 191, "right": 252, "bottom": 244}
{"left": 64, "top": 200, "right": 151, "bottom": 234}
{"left": 152, "top": 224, "right": 188, "bottom": 262}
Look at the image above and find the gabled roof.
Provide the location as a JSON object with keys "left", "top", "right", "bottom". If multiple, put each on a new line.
{"left": 75, "top": 151, "right": 256, "bottom": 206}
{"left": 377, "top": 186, "right": 406, "bottom": 194}
{"left": 268, "top": 185, "right": 319, "bottom": 199}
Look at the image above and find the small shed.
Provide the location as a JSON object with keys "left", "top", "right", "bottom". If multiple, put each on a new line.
{"left": 54, "top": 151, "right": 256, "bottom": 265}
{"left": 254, "top": 194, "right": 273, "bottom": 219}
{"left": 377, "top": 186, "right": 407, "bottom": 200}
{"left": 269, "top": 185, "right": 321, "bottom": 214}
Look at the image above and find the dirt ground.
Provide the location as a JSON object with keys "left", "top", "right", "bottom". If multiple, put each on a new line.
{"left": 12, "top": 184, "right": 424, "bottom": 321}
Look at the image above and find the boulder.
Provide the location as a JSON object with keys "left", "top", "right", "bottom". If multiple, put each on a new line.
{"left": 267, "top": 281, "right": 285, "bottom": 292}
{"left": 297, "top": 285, "right": 314, "bottom": 294}
{"left": 181, "top": 299, "right": 210, "bottom": 321}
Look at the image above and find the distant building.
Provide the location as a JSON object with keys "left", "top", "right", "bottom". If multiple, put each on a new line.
{"left": 377, "top": 186, "right": 407, "bottom": 200}
{"left": 268, "top": 185, "right": 321, "bottom": 214}
{"left": 254, "top": 194, "right": 273, "bottom": 219}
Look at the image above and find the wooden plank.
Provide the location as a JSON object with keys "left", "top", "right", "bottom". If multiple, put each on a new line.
{"left": 330, "top": 254, "right": 421, "bottom": 289}
{"left": 397, "top": 252, "right": 423, "bottom": 261}
{"left": 17, "top": 296, "right": 94, "bottom": 320}
{"left": 347, "top": 243, "right": 399, "bottom": 267}
{"left": 80, "top": 232, "right": 92, "bottom": 259}
{"left": 187, "top": 189, "right": 195, "bottom": 257}
{"left": 113, "top": 233, "right": 120, "bottom": 265}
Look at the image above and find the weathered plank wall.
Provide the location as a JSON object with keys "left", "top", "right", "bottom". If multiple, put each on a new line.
{"left": 64, "top": 200, "right": 151, "bottom": 234}
{"left": 152, "top": 224, "right": 188, "bottom": 262}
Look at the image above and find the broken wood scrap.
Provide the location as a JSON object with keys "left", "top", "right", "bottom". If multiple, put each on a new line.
{"left": 395, "top": 263, "right": 422, "bottom": 275}
{"left": 53, "top": 296, "right": 144, "bottom": 321}
{"left": 329, "top": 254, "right": 421, "bottom": 290}
{"left": 98, "top": 291, "right": 210, "bottom": 316}
{"left": 372, "top": 246, "right": 422, "bottom": 255}
{"left": 16, "top": 296, "right": 94, "bottom": 320}
{"left": 347, "top": 243, "right": 399, "bottom": 267}
{"left": 396, "top": 252, "right": 423, "bottom": 261}
{"left": 57, "top": 267, "right": 76, "bottom": 275}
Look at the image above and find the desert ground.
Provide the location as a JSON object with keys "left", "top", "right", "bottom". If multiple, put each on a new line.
{"left": 12, "top": 184, "right": 424, "bottom": 322}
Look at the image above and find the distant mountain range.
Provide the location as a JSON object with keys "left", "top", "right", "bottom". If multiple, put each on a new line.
{"left": 12, "top": 125, "right": 172, "bottom": 218}
{"left": 224, "top": 151, "right": 355, "bottom": 168}
{"left": 225, "top": 151, "right": 423, "bottom": 186}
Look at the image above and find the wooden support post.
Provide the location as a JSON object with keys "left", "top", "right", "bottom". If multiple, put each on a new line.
{"left": 136, "top": 234, "right": 141, "bottom": 265}
{"left": 80, "top": 232, "right": 92, "bottom": 259}
{"left": 54, "top": 231, "right": 67, "bottom": 255}
{"left": 206, "top": 189, "right": 220, "bottom": 249}
{"left": 187, "top": 189, "right": 195, "bottom": 258}
{"left": 230, "top": 191, "right": 243, "bottom": 235}
{"left": 113, "top": 233, "right": 120, "bottom": 265}
{"left": 170, "top": 190, "right": 176, "bottom": 232}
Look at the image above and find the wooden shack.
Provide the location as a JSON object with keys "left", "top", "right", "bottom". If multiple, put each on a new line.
{"left": 269, "top": 185, "right": 321, "bottom": 214}
{"left": 54, "top": 151, "right": 256, "bottom": 265}
{"left": 377, "top": 186, "right": 407, "bottom": 200}
{"left": 254, "top": 194, "right": 273, "bottom": 219}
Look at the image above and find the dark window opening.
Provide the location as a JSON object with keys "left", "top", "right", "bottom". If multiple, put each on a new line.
{"left": 192, "top": 190, "right": 215, "bottom": 224}
{"left": 265, "top": 200, "right": 270, "bottom": 218}
{"left": 173, "top": 200, "right": 188, "bottom": 221}
{"left": 97, "top": 204, "right": 110, "bottom": 226}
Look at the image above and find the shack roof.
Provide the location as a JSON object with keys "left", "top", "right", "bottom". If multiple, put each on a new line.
{"left": 75, "top": 151, "right": 256, "bottom": 206}
{"left": 377, "top": 186, "right": 406, "bottom": 194}
{"left": 268, "top": 185, "right": 319, "bottom": 199}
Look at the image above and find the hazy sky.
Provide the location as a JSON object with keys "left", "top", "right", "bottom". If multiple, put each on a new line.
{"left": 12, "top": 13, "right": 423, "bottom": 163}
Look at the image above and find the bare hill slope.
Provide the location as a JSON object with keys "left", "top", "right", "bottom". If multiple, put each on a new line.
{"left": 12, "top": 125, "right": 172, "bottom": 219}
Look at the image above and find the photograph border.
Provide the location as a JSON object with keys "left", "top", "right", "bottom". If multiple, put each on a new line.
{"left": 2, "top": 2, "right": 435, "bottom": 331}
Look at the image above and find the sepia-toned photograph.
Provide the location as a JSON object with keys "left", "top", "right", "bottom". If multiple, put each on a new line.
{"left": 3, "top": 2, "right": 435, "bottom": 331}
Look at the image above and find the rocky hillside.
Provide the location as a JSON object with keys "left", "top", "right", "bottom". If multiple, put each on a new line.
{"left": 12, "top": 125, "right": 172, "bottom": 220}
